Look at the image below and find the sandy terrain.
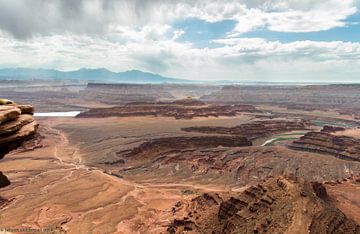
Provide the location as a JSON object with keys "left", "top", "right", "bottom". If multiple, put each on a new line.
{"left": 334, "top": 128, "right": 360, "bottom": 138}
{"left": 0, "top": 116, "right": 257, "bottom": 233}
{"left": 0, "top": 121, "right": 162, "bottom": 233}
{"left": 1, "top": 106, "right": 360, "bottom": 233}
{"left": 326, "top": 179, "right": 360, "bottom": 224}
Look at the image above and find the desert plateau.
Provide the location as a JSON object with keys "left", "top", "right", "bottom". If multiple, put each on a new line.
{"left": 1, "top": 1, "right": 360, "bottom": 233}
{"left": 0, "top": 82, "right": 360, "bottom": 233}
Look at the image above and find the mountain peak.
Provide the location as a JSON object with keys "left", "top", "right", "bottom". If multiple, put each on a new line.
{"left": 77, "top": 67, "right": 111, "bottom": 72}
{"left": 0, "top": 67, "right": 192, "bottom": 84}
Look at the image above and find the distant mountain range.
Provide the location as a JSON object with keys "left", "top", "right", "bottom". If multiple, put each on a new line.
{"left": 0, "top": 68, "right": 193, "bottom": 84}
{"left": 0, "top": 68, "right": 343, "bottom": 85}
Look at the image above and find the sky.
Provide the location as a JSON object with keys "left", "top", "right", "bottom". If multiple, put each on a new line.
{"left": 0, "top": 0, "right": 359, "bottom": 82}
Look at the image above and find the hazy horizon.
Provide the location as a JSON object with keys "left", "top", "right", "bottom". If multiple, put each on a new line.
{"left": 0, "top": 0, "right": 359, "bottom": 82}
{"left": 3, "top": 66, "right": 360, "bottom": 84}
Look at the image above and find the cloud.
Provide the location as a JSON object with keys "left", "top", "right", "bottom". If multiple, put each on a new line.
{"left": 0, "top": 0, "right": 357, "bottom": 39}
{"left": 0, "top": 0, "right": 358, "bottom": 82}
{"left": 212, "top": 38, "right": 360, "bottom": 60}
{"left": 1, "top": 27, "right": 360, "bottom": 82}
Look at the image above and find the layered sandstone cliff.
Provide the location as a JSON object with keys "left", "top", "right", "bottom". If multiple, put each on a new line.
{"left": 290, "top": 132, "right": 360, "bottom": 162}
{"left": 0, "top": 102, "right": 38, "bottom": 188}
{"left": 321, "top": 125, "right": 346, "bottom": 133}
{"left": 77, "top": 99, "right": 258, "bottom": 119}
{"left": 182, "top": 119, "right": 309, "bottom": 140}
{"left": 122, "top": 136, "right": 252, "bottom": 160}
{"left": 201, "top": 84, "right": 360, "bottom": 110}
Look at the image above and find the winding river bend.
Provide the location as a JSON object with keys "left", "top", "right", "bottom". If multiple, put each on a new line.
{"left": 256, "top": 130, "right": 310, "bottom": 146}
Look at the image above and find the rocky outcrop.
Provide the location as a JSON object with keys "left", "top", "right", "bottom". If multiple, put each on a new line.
{"left": 168, "top": 177, "right": 360, "bottom": 234}
{"left": 111, "top": 141, "right": 360, "bottom": 187}
{"left": 0, "top": 102, "right": 38, "bottom": 188}
{"left": 0, "top": 106, "right": 21, "bottom": 124}
{"left": 309, "top": 207, "right": 360, "bottom": 233}
{"left": 290, "top": 132, "right": 360, "bottom": 162}
{"left": 321, "top": 125, "right": 346, "bottom": 133}
{"left": 312, "top": 181, "right": 329, "bottom": 200}
{"left": 77, "top": 99, "right": 258, "bottom": 119}
{"left": 182, "top": 119, "right": 309, "bottom": 140}
{"left": 118, "top": 136, "right": 252, "bottom": 162}
{"left": 0, "top": 172, "right": 10, "bottom": 188}
{"left": 0, "top": 114, "right": 35, "bottom": 135}
{"left": 171, "top": 99, "right": 206, "bottom": 106}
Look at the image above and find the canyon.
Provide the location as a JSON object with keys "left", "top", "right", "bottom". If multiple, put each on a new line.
{"left": 0, "top": 83, "right": 360, "bottom": 233}
{"left": 76, "top": 99, "right": 258, "bottom": 119}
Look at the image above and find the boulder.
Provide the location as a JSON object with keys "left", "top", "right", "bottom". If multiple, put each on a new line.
{"left": 0, "top": 172, "right": 10, "bottom": 188}
{"left": 0, "top": 121, "right": 38, "bottom": 145}
{"left": 0, "top": 114, "right": 35, "bottom": 135}
{"left": 17, "top": 104, "right": 34, "bottom": 115}
{"left": 0, "top": 106, "right": 21, "bottom": 124}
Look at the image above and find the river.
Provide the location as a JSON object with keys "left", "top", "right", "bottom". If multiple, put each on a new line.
{"left": 34, "top": 111, "right": 81, "bottom": 117}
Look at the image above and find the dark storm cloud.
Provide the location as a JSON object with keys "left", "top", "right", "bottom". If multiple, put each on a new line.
{"left": 0, "top": 0, "right": 113, "bottom": 39}
{"left": 0, "top": 0, "right": 170, "bottom": 39}
{"left": 0, "top": 0, "right": 357, "bottom": 39}
{"left": 0, "top": 1, "right": 43, "bottom": 39}
{"left": 59, "top": 0, "right": 84, "bottom": 18}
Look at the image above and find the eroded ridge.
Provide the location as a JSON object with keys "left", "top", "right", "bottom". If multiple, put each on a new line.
{"left": 167, "top": 177, "right": 360, "bottom": 234}
{"left": 76, "top": 99, "right": 259, "bottom": 119}
{"left": 123, "top": 136, "right": 252, "bottom": 158}
{"left": 111, "top": 140, "right": 360, "bottom": 186}
{"left": 182, "top": 119, "right": 309, "bottom": 139}
{"left": 290, "top": 131, "right": 360, "bottom": 162}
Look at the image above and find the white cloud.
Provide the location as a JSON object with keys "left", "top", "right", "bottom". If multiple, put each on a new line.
{"left": 1, "top": 29, "right": 360, "bottom": 82}
{"left": 0, "top": 0, "right": 359, "bottom": 82}
{"left": 0, "top": 0, "right": 357, "bottom": 39}
{"left": 212, "top": 38, "right": 360, "bottom": 58}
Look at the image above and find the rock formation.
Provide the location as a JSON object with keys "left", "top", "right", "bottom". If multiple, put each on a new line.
{"left": 0, "top": 171, "right": 10, "bottom": 188}
{"left": 290, "top": 131, "right": 360, "bottom": 162}
{"left": 123, "top": 136, "right": 252, "bottom": 159}
{"left": 0, "top": 101, "right": 38, "bottom": 188}
{"left": 201, "top": 84, "right": 360, "bottom": 111}
{"left": 182, "top": 119, "right": 309, "bottom": 140}
{"left": 109, "top": 141, "right": 360, "bottom": 186}
{"left": 167, "top": 177, "right": 360, "bottom": 233}
{"left": 321, "top": 125, "right": 346, "bottom": 133}
{"left": 77, "top": 99, "right": 258, "bottom": 119}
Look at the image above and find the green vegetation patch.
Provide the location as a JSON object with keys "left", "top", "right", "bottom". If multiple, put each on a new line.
{"left": 0, "top": 98, "right": 15, "bottom": 105}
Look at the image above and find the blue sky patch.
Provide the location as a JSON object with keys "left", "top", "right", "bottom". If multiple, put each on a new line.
{"left": 173, "top": 18, "right": 237, "bottom": 48}
{"left": 174, "top": 13, "right": 360, "bottom": 45}
{"left": 236, "top": 12, "right": 360, "bottom": 43}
